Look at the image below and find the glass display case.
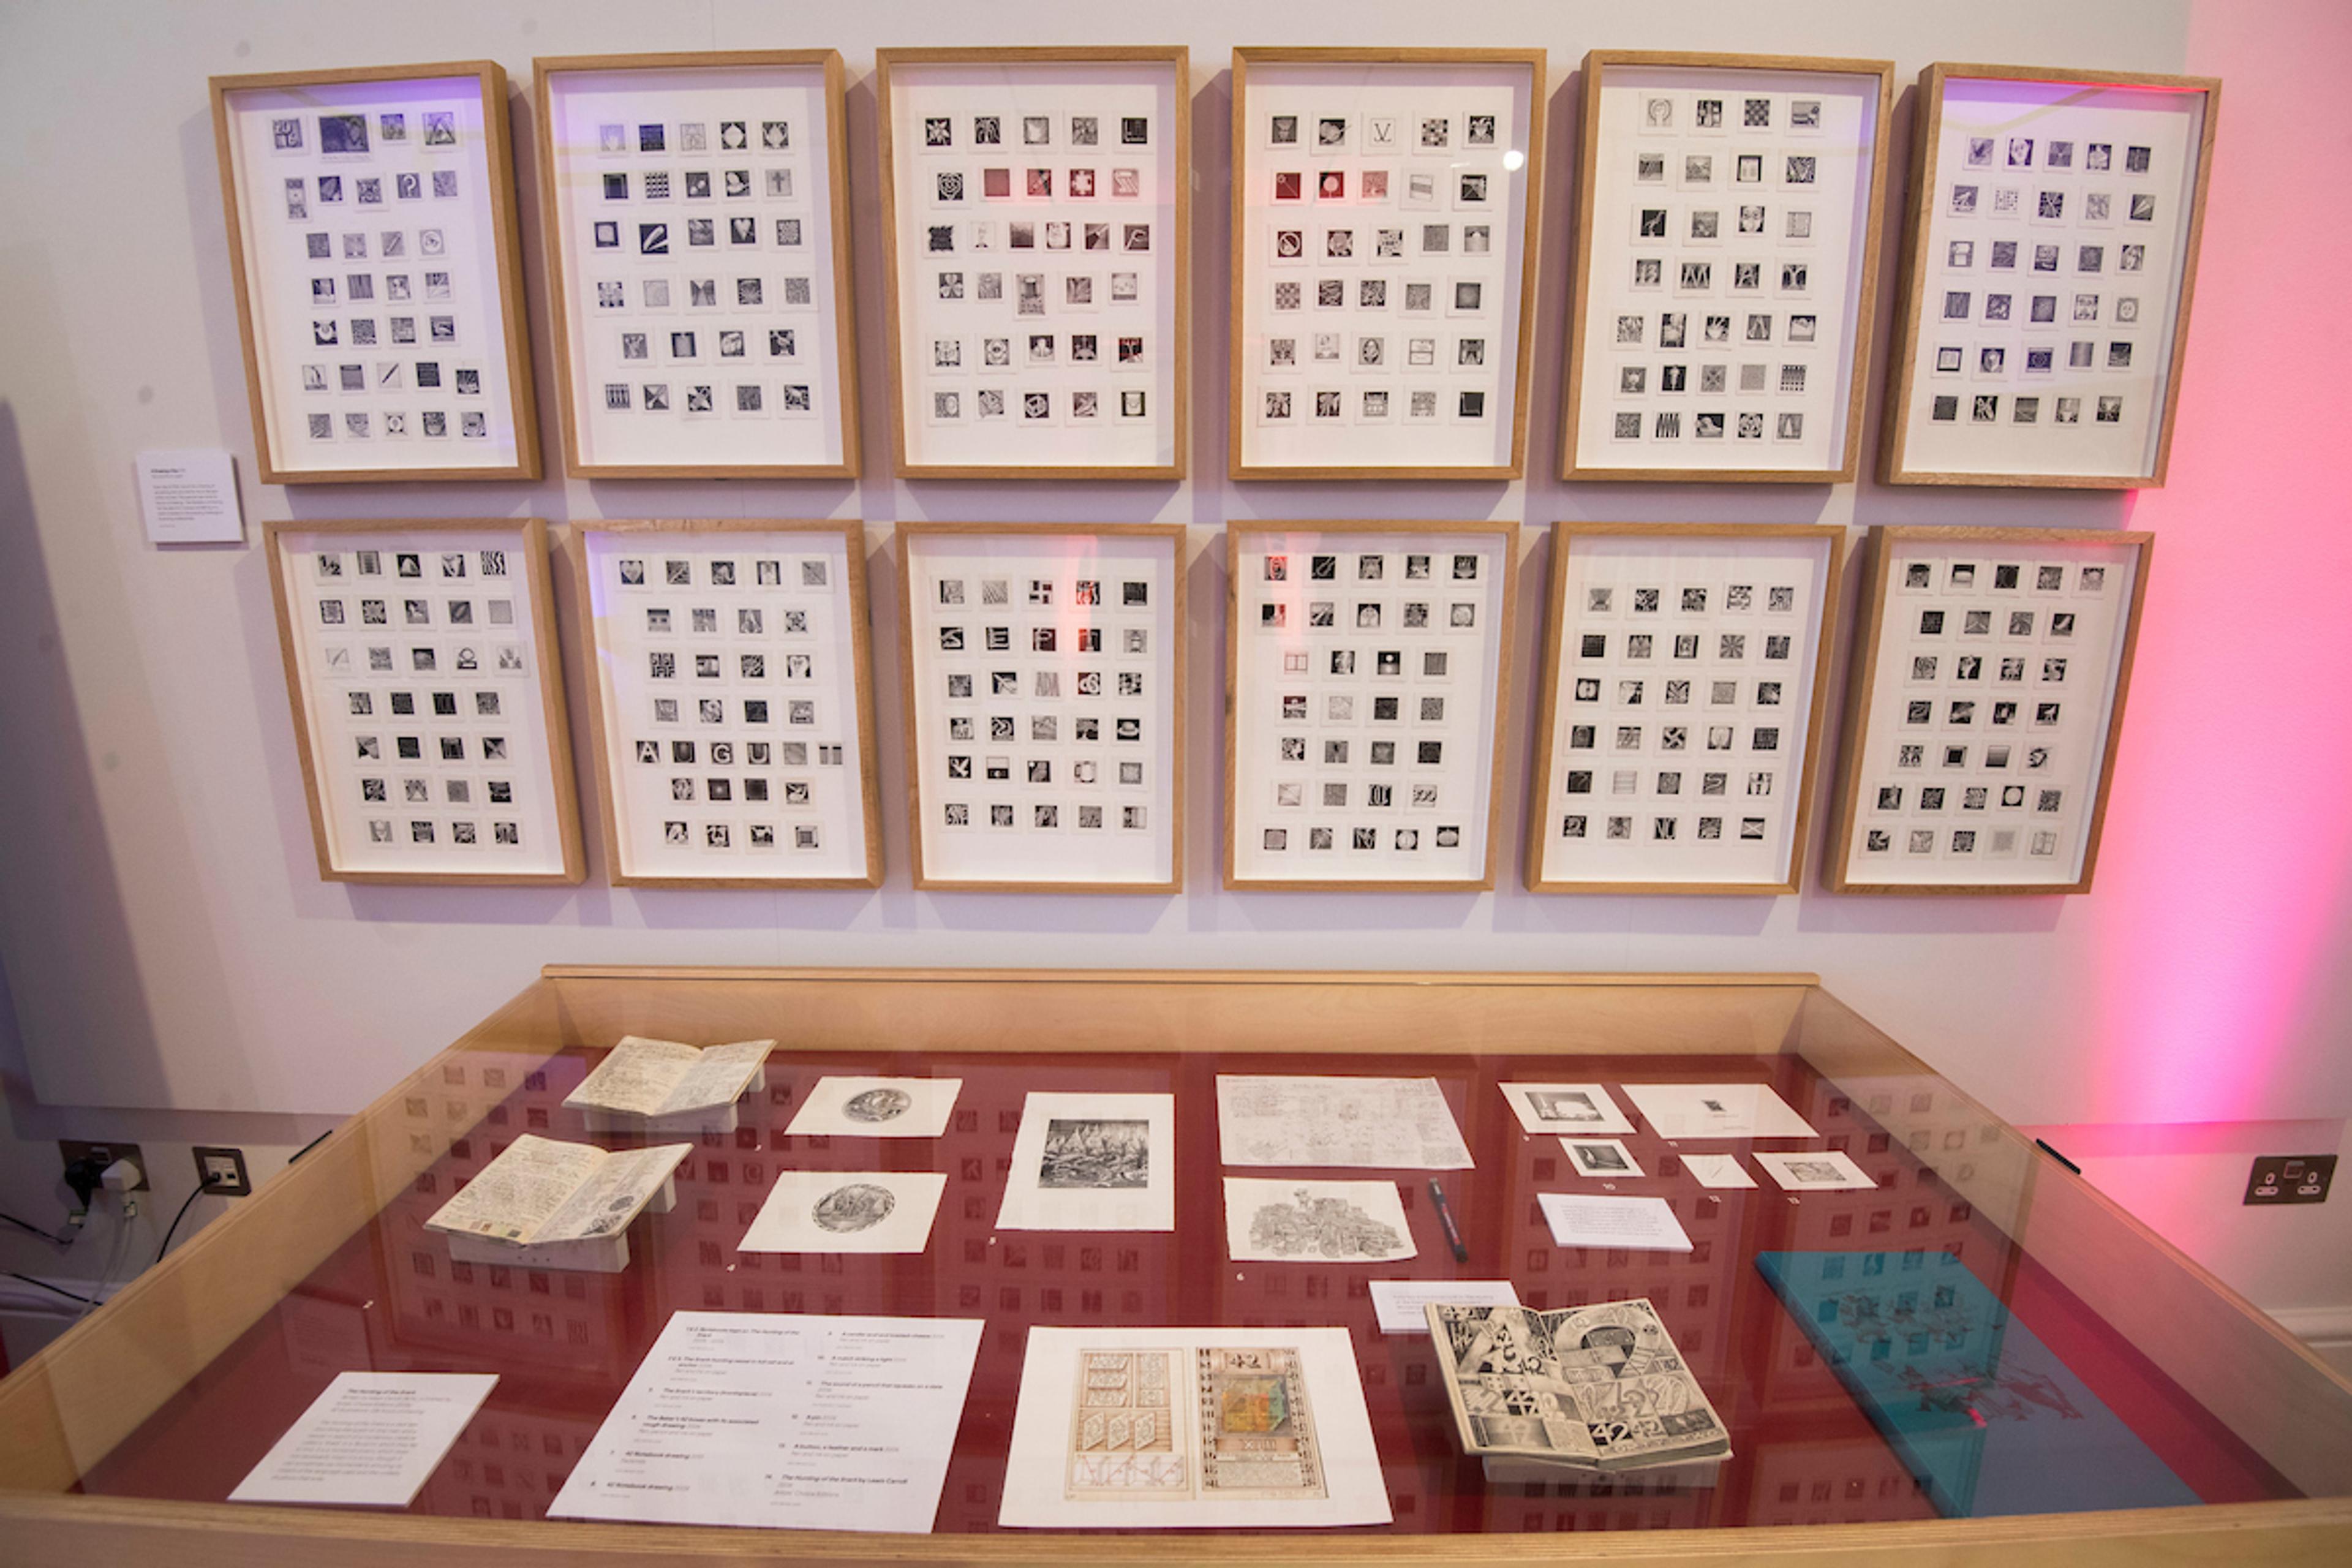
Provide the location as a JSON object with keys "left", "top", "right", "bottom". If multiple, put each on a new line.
{"left": 2, "top": 966, "right": 2346, "bottom": 1563}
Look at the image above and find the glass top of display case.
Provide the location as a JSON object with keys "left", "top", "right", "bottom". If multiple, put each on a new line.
{"left": 2, "top": 968, "right": 2347, "bottom": 1562}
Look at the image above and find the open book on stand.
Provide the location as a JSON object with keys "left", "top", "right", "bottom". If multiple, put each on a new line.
{"left": 424, "top": 1134, "right": 689, "bottom": 1273}
{"left": 1428, "top": 1297, "right": 1731, "bottom": 1474}
{"left": 563, "top": 1035, "right": 774, "bottom": 1134}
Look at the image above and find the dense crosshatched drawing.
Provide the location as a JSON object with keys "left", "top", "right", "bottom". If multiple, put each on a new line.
{"left": 1040, "top": 1118, "right": 1151, "bottom": 1189}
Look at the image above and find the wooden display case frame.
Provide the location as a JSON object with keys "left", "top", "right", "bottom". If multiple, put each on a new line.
{"left": 1558, "top": 51, "right": 1896, "bottom": 485}
{"left": 1524, "top": 522, "right": 1848, "bottom": 895}
{"left": 875, "top": 47, "right": 1193, "bottom": 481}
{"left": 1223, "top": 519, "right": 1521, "bottom": 892}
{"left": 533, "top": 51, "right": 864, "bottom": 480}
{"left": 209, "top": 61, "right": 543, "bottom": 484}
{"left": 1227, "top": 47, "right": 1550, "bottom": 483}
{"left": 2, "top": 965, "right": 2348, "bottom": 1566}
{"left": 894, "top": 520, "right": 1189, "bottom": 892}
{"left": 263, "top": 516, "right": 585, "bottom": 886}
{"left": 1823, "top": 525, "right": 2154, "bottom": 895}
{"left": 570, "top": 519, "right": 884, "bottom": 889}
{"left": 1879, "top": 64, "right": 2222, "bottom": 490}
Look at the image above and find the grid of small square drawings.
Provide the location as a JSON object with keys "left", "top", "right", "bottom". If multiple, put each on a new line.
{"left": 1548, "top": 560, "right": 1812, "bottom": 870}
{"left": 902, "top": 85, "right": 1167, "bottom": 444}
{"left": 292, "top": 540, "right": 548, "bottom": 864}
{"left": 1920, "top": 102, "right": 2176, "bottom": 443}
{"left": 1241, "top": 541, "right": 1499, "bottom": 874}
{"left": 917, "top": 555, "right": 1163, "bottom": 848}
{"left": 249, "top": 91, "right": 502, "bottom": 452}
{"left": 595, "top": 539, "right": 860, "bottom": 871}
{"left": 1246, "top": 88, "right": 1517, "bottom": 443}
{"left": 1601, "top": 82, "right": 1836, "bottom": 454}
{"left": 1852, "top": 549, "right": 2126, "bottom": 877}
{"left": 571, "top": 93, "right": 825, "bottom": 431}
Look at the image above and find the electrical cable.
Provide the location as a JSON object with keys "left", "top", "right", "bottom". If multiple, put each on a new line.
{"left": 4, "top": 1270, "right": 97, "bottom": 1307}
{"left": 0, "top": 1210, "right": 76, "bottom": 1247}
{"left": 154, "top": 1187, "right": 206, "bottom": 1265}
{"left": 79, "top": 1207, "right": 129, "bottom": 1321}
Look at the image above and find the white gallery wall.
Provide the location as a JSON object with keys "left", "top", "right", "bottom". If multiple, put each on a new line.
{"left": 1, "top": 1, "right": 2350, "bottom": 1308}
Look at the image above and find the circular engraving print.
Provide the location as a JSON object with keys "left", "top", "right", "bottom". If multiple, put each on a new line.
{"left": 843, "top": 1087, "right": 913, "bottom": 1123}
{"left": 813, "top": 1183, "right": 897, "bottom": 1234}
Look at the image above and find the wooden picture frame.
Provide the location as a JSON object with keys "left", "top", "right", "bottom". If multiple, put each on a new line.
{"left": 1880, "top": 64, "right": 2221, "bottom": 488}
{"left": 895, "top": 521, "right": 1188, "bottom": 892}
{"left": 1224, "top": 519, "right": 1520, "bottom": 891}
{"left": 1229, "top": 48, "right": 1548, "bottom": 481}
{"left": 209, "top": 62, "right": 541, "bottom": 483}
{"left": 1524, "top": 522, "right": 1846, "bottom": 894}
{"left": 876, "top": 47, "right": 1191, "bottom": 481}
{"left": 533, "top": 51, "right": 862, "bottom": 479}
{"left": 571, "top": 520, "right": 883, "bottom": 889}
{"left": 263, "top": 518, "right": 584, "bottom": 884}
{"left": 1559, "top": 51, "right": 1895, "bottom": 484}
{"left": 1825, "top": 526, "right": 2154, "bottom": 894}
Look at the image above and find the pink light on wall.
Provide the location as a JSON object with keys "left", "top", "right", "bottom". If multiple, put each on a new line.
{"left": 2086, "top": 0, "right": 2352, "bottom": 1122}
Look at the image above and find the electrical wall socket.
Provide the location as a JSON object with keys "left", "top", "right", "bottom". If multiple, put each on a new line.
{"left": 2245, "top": 1154, "right": 2335, "bottom": 1205}
{"left": 192, "top": 1145, "right": 253, "bottom": 1197}
{"left": 59, "top": 1139, "right": 148, "bottom": 1193}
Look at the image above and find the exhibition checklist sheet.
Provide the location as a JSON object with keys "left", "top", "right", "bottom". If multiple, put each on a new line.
{"left": 549, "top": 1311, "right": 984, "bottom": 1532}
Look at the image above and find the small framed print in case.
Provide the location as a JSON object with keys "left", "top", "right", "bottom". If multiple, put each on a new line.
{"left": 1562, "top": 52, "right": 1895, "bottom": 484}
{"left": 1882, "top": 64, "right": 2220, "bottom": 488}
{"left": 265, "top": 519, "right": 583, "bottom": 884}
{"left": 1527, "top": 524, "right": 1845, "bottom": 894}
{"left": 1826, "top": 527, "right": 2154, "bottom": 894}
{"left": 210, "top": 62, "right": 541, "bottom": 483}
{"left": 535, "top": 52, "right": 862, "bottom": 479}
{"left": 574, "top": 521, "right": 883, "bottom": 888}
{"left": 1231, "top": 48, "right": 1547, "bottom": 481}
{"left": 1226, "top": 521, "right": 1520, "bottom": 891}
{"left": 877, "top": 48, "right": 1190, "bottom": 480}
{"left": 896, "top": 522, "right": 1186, "bottom": 891}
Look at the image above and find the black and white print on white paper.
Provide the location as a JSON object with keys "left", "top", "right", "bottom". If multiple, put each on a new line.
{"left": 1895, "top": 77, "right": 2207, "bottom": 480}
{"left": 903, "top": 530, "right": 1180, "bottom": 886}
{"left": 546, "top": 66, "right": 848, "bottom": 469}
{"left": 1232, "top": 532, "right": 1511, "bottom": 883}
{"left": 891, "top": 62, "right": 1182, "bottom": 470}
{"left": 282, "top": 528, "right": 567, "bottom": 875}
{"left": 228, "top": 77, "right": 521, "bottom": 472}
{"left": 586, "top": 529, "right": 870, "bottom": 880}
{"left": 1575, "top": 66, "right": 1881, "bottom": 473}
{"left": 1844, "top": 538, "right": 2139, "bottom": 885}
{"left": 1538, "top": 533, "right": 1834, "bottom": 886}
{"left": 1239, "top": 61, "right": 1534, "bottom": 472}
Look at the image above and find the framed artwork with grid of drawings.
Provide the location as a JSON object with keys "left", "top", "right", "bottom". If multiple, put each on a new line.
{"left": 1826, "top": 527, "right": 2153, "bottom": 893}
{"left": 210, "top": 62, "right": 540, "bottom": 483}
{"left": 1226, "top": 521, "right": 1519, "bottom": 890}
{"left": 535, "top": 51, "right": 862, "bottom": 478}
{"left": 1561, "top": 51, "right": 1894, "bottom": 483}
{"left": 1229, "top": 48, "right": 1547, "bottom": 481}
{"left": 1525, "top": 523, "right": 1845, "bottom": 894}
{"left": 264, "top": 518, "right": 582, "bottom": 884}
{"left": 574, "top": 521, "right": 883, "bottom": 888}
{"left": 1881, "top": 64, "right": 2219, "bottom": 488}
{"left": 876, "top": 48, "right": 1189, "bottom": 480}
{"left": 896, "top": 522, "right": 1186, "bottom": 891}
